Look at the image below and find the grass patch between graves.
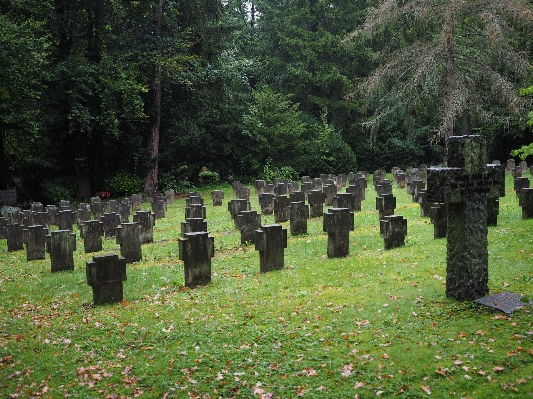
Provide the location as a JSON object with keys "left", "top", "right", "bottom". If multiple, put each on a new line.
{"left": 1, "top": 174, "right": 532, "bottom": 398}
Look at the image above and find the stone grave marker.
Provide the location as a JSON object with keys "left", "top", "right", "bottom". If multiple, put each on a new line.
{"left": 133, "top": 211, "right": 156, "bottom": 244}
{"left": 255, "top": 224, "right": 287, "bottom": 272}
{"left": 254, "top": 180, "right": 266, "bottom": 195}
{"left": 86, "top": 253, "right": 127, "bottom": 305}
{"left": 312, "top": 178, "right": 323, "bottom": 190}
{"left": 152, "top": 196, "right": 166, "bottom": 219}
{"left": 514, "top": 177, "right": 530, "bottom": 197}
{"left": 23, "top": 225, "right": 48, "bottom": 261}
{"left": 0, "top": 217, "right": 7, "bottom": 239}
{"left": 185, "top": 204, "right": 207, "bottom": 220}
{"left": 130, "top": 194, "right": 143, "bottom": 211}
{"left": 506, "top": 159, "right": 515, "bottom": 173}
{"left": 519, "top": 161, "right": 528, "bottom": 175}
{"left": 376, "top": 179, "right": 393, "bottom": 196}
{"left": 301, "top": 182, "right": 312, "bottom": 201}
{"left": 323, "top": 208, "right": 354, "bottom": 258}
{"left": 46, "top": 230, "right": 77, "bottom": 272}
{"left": 211, "top": 190, "right": 224, "bottom": 206}
{"left": 518, "top": 188, "right": 533, "bottom": 219}
{"left": 273, "top": 195, "right": 290, "bottom": 223}
{"left": 308, "top": 189, "right": 325, "bottom": 217}
{"left": 376, "top": 193, "right": 396, "bottom": 221}
{"left": 101, "top": 212, "right": 121, "bottom": 238}
{"left": 181, "top": 218, "right": 208, "bottom": 237}
{"left": 31, "top": 202, "right": 44, "bottom": 212}
{"left": 81, "top": 220, "right": 105, "bottom": 253}
{"left": 427, "top": 135, "right": 505, "bottom": 300}
{"left": 236, "top": 210, "right": 261, "bottom": 244}
{"left": 380, "top": 215, "right": 407, "bottom": 250}
{"left": 117, "top": 202, "right": 131, "bottom": 224}
{"left": 116, "top": 223, "right": 142, "bottom": 263}
{"left": 259, "top": 193, "right": 274, "bottom": 215}
{"left": 289, "top": 201, "right": 308, "bottom": 236}
{"left": 165, "top": 189, "right": 175, "bottom": 204}
{"left": 6, "top": 223, "right": 24, "bottom": 252}
{"left": 236, "top": 186, "right": 250, "bottom": 200}
{"left": 289, "top": 191, "right": 305, "bottom": 203}
{"left": 334, "top": 193, "right": 356, "bottom": 212}
{"left": 0, "top": 189, "right": 17, "bottom": 206}
{"left": 430, "top": 204, "right": 447, "bottom": 239}
{"left": 323, "top": 184, "right": 337, "bottom": 207}
{"left": 58, "top": 209, "right": 75, "bottom": 231}
{"left": 179, "top": 231, "right": 215, "bottom": 287}
{"left": 395, "top": 171, "right": 406, "bottom": 189}
{"left": 274, "top": 182, "right": 288, "bottom": 197}
{"left": 228, "top": 199, "right": 250, "bottom": 225}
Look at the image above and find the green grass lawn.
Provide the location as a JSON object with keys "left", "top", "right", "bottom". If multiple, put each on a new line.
{"left": 1, "top": 173, "right": 532, "bottom": 398}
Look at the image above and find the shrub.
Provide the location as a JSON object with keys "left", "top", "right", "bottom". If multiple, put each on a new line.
{"left": 104, "top": 173, "right": 142, "bottom": 197}
{"left": 198, "top": 170, "right": 220, "bottom": 184}
{"left": 259, "top": 160, "right": 298, "bottom": 183}
{"left": 40, "top": 176, "right": 78, "bottom": 204}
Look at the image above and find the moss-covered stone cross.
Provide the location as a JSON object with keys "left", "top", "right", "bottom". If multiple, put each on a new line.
{"left": 427, "top": 135, "right": 505, "bottom": 301}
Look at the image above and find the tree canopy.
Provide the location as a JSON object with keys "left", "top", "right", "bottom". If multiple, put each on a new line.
{"left": 0, "top": 0, "right": 532, "bottom": 203}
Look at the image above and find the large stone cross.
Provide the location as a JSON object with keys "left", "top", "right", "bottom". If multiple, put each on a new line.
{"left": 427, "top": 135, "right": 505, "bottom": 300}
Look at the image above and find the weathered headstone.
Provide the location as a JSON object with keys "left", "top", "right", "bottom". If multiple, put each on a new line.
{"left": 0, "top": 189, "right": 17, "bottom": 206}
{"left": 308, "top": 190, "right": 325, "bottom": 218}
{"left": 117, "top": 202, "right": 131, "bottom": 224}
{"left": 101, "top": 212, "right": 121, "bottom": 238}
{"left": 91, "top": 201, "right": 104, "bottom": 221}
{"left": 380, "top": 215, "right": 408, "bottom": 250}
{"left": 376, "top": 194, "right": 396, "bottom": 221}
{"left": 6, "top": 223, "right": 24, "bottom": 252}
{"left": 345, "top": 185, "right": 363, "bottom": 211}
{"left": 514, "top": 177, "right": 530, "bottom": 197}
{"left": 185, "top": 204, "right": 207, "bottom": 220}
{"left": 181, "top": 218, "right": 208, "bottom": 237}
{"left": 133, "top": 211, "right": 156, "bottom": 244}
{"left": 323, "top": 184, "right": 337, "bottom": 207}
{"left": 58, "top": 210, "right": 75, "bottom": 231}
{"left": 518, "top": 188, "right": 533, "bottom": 219}
{"left": 323, "top": 208, "right": 354, "bottom": 258}
{"left": 211, "top": 190, "right": 224, "bottom": 206}
{"left": 0, "top": 217, "right": 7, "bottom": 239}
{"left": 46, "top": 230, "right": 77, "bottom": 272}
{"left": 116, "top": 223, "right": 142, "bottom": 263}
{"left": 228, "top": 199, "right": 250, "bottom": 224}
{"left": 506, "top": 159, "right": 516, "bottom": 173}
{"left": 430, "top": 204, "right": 447, "bottom": 239}
{"left": 519, "top": 161, "right": 528, "bottom": 175}
{"left": 179, "top": 232, "right": 214, "bottom": 287}
{"left": 511, "top": 166, "right": 522, "bottom": 177}
{"left": 427, "top": 135, "right": 505, "bottom": 300}
{"left": 31, "top": 202, "right": 44, "bottom": 213}
{"left": 255, "top": 224, "right": 287, "bottom": 272}
{"left": 273, "top": 195, "right": 290, "bottom": 223}
{"left": 376, "top": 179, "right": 393, "bottom": 196}
{"left": 106, "top": 200, "right": 117, "bottom": 213}
{"left": 259, "top": 193, "right": 274, "bottom": 215}
{"left": 254, "top": 180, "right": 267, "bottom": 195}
{"left": 301, "top": 182, "right": 312, "bottom": 201}
{"left": 274, "top": 182, "right": 288, "bottom": 197}
{"left": 81, "top": 220, "right": 104, "bottom": 253}
{"left": 411, "top": 180, "right": 425, "bottom": 203}
{"left": 289, "top": 201, "right": 308, "bottom": 236}
{"left": 395, "top": 171, "right": 406, "bottom": 189}
{"left": 334, "top": 193, "right": 356, "bottom": 212}
{"left": 236, "top": 186, "right": 250, "bottom": 200}
{"left": 86, "top": 253, "right": 127, "bottom": 305}
{"left": 165, "top": 189, "right": 175, "bottom": 204}
{"left": 289, "top": 191, "right": 305, "bottom": 203}
{"left": 130, "top": 194, "right": 143, "bottom": 211}
{"left": 236, "top": 210, "right": 261, "bottom": 244}
{"left": 152, "top": 197, "right": 166, "bottom": 219}
{"left": 23, "top": 225, "right": 48, "bottom": 261}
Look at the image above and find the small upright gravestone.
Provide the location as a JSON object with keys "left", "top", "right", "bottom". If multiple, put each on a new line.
{"left": 152, "top": 196, "right": 166, "bottom": 219}
{"left": 185, "top": 204, "right": 207, "bottom": 220}
{"left": 518, "top": 188, "right": 533, "bottom": 219}
{"left": 289, "top": 201, "right": 309, "bottom": 236}
{"left": 255, "top": 224, "right": 288, "bottom": 272}
{"left": 81, "top": 220, "right": 104, "bottom": 253}
{"left": 376, "top": 193, "right": 396, "bottom": 221}
{"left": 334, "top": 193, "right": 356, "bottom": 212}
{"left": 236, "top": 210, "right": 261, "bottom": 244}
{"left": 101, "top": 212, "right": 121, "bottom": 238}
{"left": 133, "top": 211, "right": 156, "bottom": 244}
{"left": 130, "top": 194, "right": 143, "bottom": 211}
{"left": 116, "top": 223, "right": 142, "bottom": 263}
{"left": 0, "top": 217, "right": 7, "bottom": 239}
{"left": 273, "top": 195, "right": 290, "bottom": 223}
{"left": 181, "top": 218, "right": 207, "bottom": 237}
{"left": 380, "top": 215, "right": 407, "bottom": 250}
{"left": 179, "top": 232, "right": 214, "bottom": 287}
{"left": 258, "top": 193, "right": 274, "bottom": 215}
{"left": 86, "top": 253, "right": 127, "bottom": 305}
{"left": 58, "top": 210, "right": 75, "bottom": 231}
{"left": 165, "top": 189, "right": 175, "bottom": 204}
{"left": 323, "top": 208, "right": 354, "bottom": 258}
{"left": 23, "top": 225, "right": 48, "bottom": 260}
{"left": 46, "top": 230, "right": 77, "bottom": 272}
{"left": 427, "top": 135, "right": 505, "bottom": 301}
{"left": 514, "top": 177, "right": 530, "bottom": 197}
{"left": 6, "top": 224, "right": 24, "bottom": 252}
{"left": 211, "top": 190, "right": 224, "bottom": 206}
{"left": 308, "top": 190, "right": 325, "bottom": 218}
{"left": 323, "top": 184, "right": 337, "bottom": 207}
{"left": 117, "top": 203, "right": 131, "bottom": 224}
{"left": 430, "top": 204, "right": 447, "bottom": 239}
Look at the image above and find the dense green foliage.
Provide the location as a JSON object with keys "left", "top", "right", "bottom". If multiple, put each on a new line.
{"left": 1, "top": 0, "right": 532, "bottom": 203}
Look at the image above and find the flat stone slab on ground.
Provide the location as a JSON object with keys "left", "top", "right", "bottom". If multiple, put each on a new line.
{"left": 473, "top": 292, "right": 533, "bottom": 314}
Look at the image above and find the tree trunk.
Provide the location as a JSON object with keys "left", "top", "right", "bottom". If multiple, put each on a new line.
{"left": 443, "top": 10, "right": 455, "bottom": 161}
{"left": 144, "top": 0, "right": 163, "bottom": 197}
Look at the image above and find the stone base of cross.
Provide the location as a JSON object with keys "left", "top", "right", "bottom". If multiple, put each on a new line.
{"left": 427, "top": 135, "right": 505, "bottom": 301}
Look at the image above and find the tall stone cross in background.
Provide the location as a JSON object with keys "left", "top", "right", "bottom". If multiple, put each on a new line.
{"left": 427, "top": 135, "right": 505, "bottom": 301}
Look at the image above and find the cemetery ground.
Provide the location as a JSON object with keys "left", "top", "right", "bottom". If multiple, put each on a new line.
{"left": 1, "top": 174, "right": 532, "bottom": 399}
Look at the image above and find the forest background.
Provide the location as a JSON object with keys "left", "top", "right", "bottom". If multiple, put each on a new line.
{"left": 2, "top": 0, "right": 533, "bottom": 204}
